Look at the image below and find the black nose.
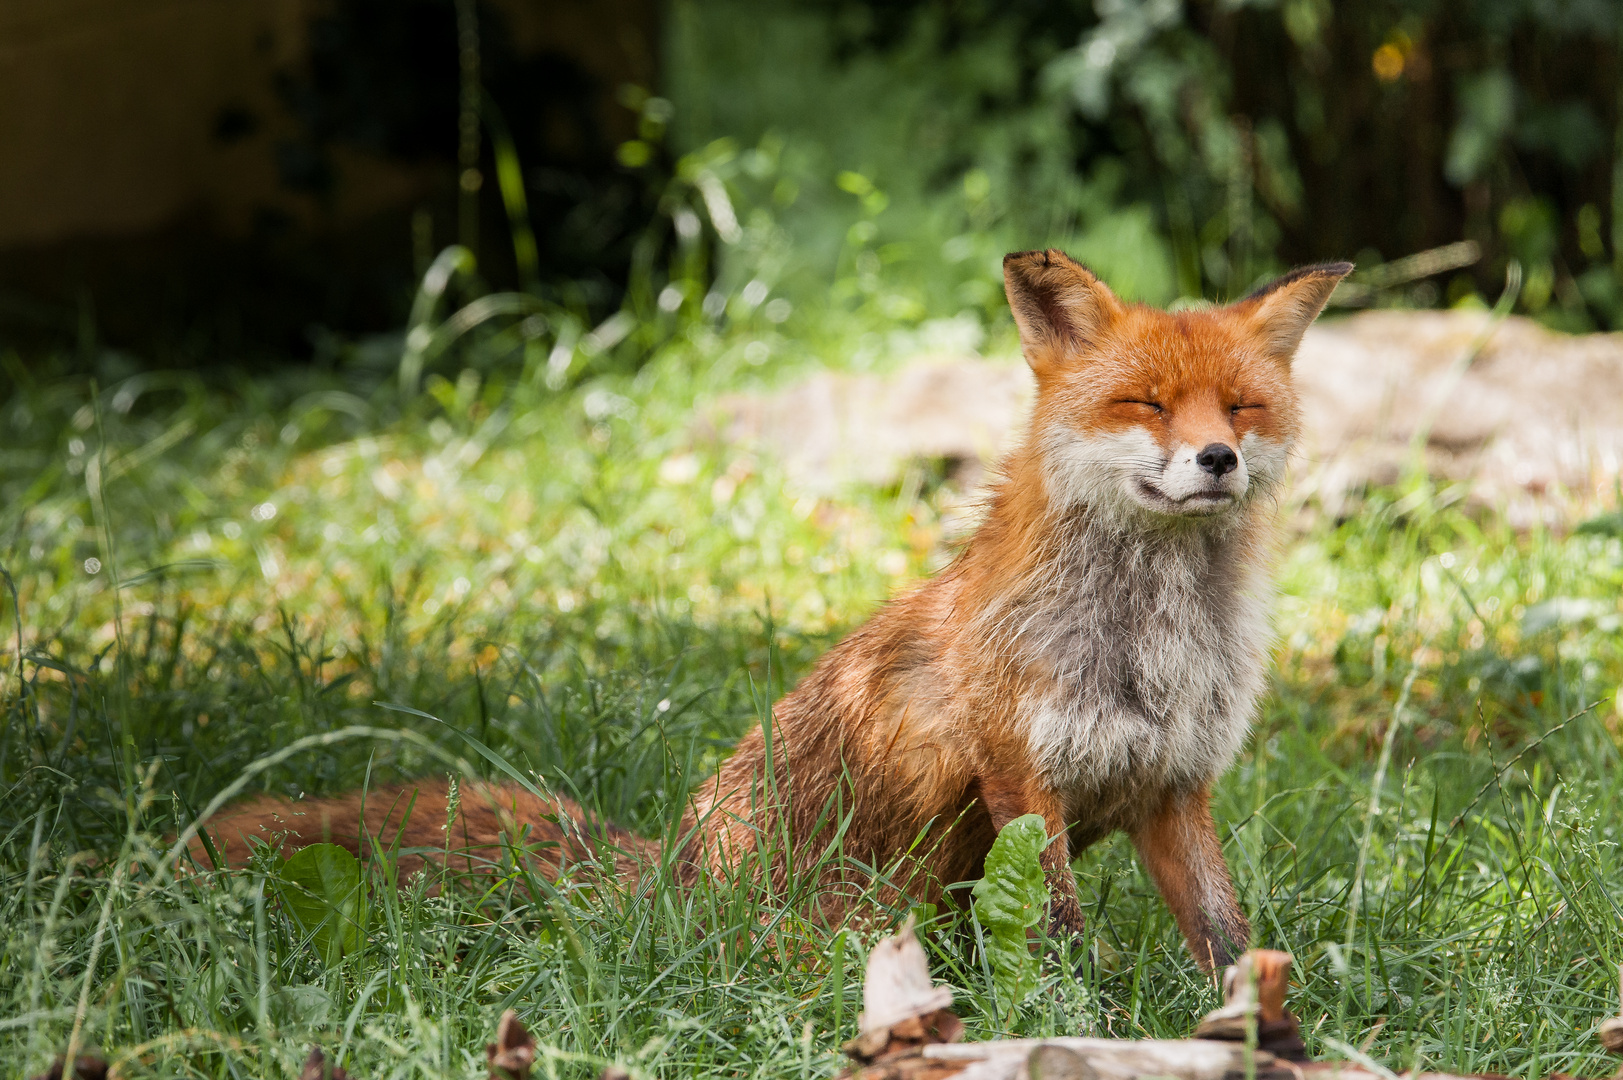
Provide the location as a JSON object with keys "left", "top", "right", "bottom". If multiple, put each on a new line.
{"left": 1196, "top": 442, "right": 1238, "bottom": 477}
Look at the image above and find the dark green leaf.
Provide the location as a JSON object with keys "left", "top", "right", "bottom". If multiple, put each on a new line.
{"left": 971, "top": 813, "right": 1049, "bottom": 1016}
{"left": 1574, "top": 511, "right": 1623, "bottom": 538}
{"left": 276, "top": 843, "right": 365, "bottom": 968}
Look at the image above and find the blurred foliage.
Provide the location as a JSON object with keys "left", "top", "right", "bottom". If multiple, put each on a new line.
{"left": 273, "top": 0, "right": 659, "bottom": 314}
{"left": 653, "top": 0, "right": 1623, "bottom": 333}
{"left": 366, "top": 0, "right": 1623, "bottom": 395}
{"left": 9, "top": 0, "right": 1623, "bottom": 381}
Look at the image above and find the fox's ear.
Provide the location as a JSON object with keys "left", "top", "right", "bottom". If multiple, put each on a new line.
{"left": 1233, "top": 262, "right": 1353, "bottom": 363}
{"left": 1003, "top": 249, "right": 1124, "bottom": 368}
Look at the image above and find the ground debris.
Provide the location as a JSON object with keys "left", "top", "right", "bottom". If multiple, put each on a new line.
{"left": 299, "top": 1046, "right": 352, "bottom": 1080}
{"left": 487, "top": 1009, "right": 536, "bottom": 1080}
{"left": 1027, "top": 1044, "right": 1098, "bottom": 1080}
{"left": 842, "top": 914, "right": 964, "bottom": 1069}
{"left": 841, "top": 926, "right": 1623, "bottom": 1080}
{"left": 1190, "top": 949, "right": 1307, "bottom": 1062}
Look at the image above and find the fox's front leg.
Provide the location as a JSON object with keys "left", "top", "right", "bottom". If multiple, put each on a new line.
{"left": 976, "top": 779, "right": 1086, "bottom": 939}
{"left": 1130, "top": 785, "right": 1249, "bottom": 973}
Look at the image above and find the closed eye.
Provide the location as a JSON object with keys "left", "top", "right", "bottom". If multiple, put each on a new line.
{"left": 1116, "top": 400, "right": 1164, "bottom": 412}
{"left": 1230, "top": 404, "right": 1265, "bottom": 413}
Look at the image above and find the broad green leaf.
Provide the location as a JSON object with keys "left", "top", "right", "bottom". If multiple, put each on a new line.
{"left": 276, "top": 843, "right": 365, "bottom": 968}
{"left": 971, "top": 813, "right": 1049, "bottom": 1016}
{"left": 270, "top": 984, "right": 332, "bottom": 1027}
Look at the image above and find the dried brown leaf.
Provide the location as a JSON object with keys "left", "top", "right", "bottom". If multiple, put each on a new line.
{"left": 298, "top": 1047, "right": 352, "bottom": 1080}
{"left": 29, "top": 1055, "right": 109, "bottom": 1080}
{"left": 486, "top": 1009, "right": 537, "bottom": 1080}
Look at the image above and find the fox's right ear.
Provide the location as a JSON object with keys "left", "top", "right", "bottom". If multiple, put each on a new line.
{"left": 1003, "top": 249, "right": 1123, "bottom": 369}
{"left": 1233, "top": 261, "right": 1353, "bottom": 363}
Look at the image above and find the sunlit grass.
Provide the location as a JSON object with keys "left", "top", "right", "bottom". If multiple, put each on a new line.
{"left": 3, "top": 315, "right": 1623, "bottom": 1077}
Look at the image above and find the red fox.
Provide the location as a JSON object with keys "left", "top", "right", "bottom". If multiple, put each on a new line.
{"left": 194, "top": 250, "right": 1350, "bottom": 972}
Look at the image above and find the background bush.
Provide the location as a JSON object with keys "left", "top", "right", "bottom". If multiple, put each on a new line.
{"left": 654, "top": 0, "right": 1623, "bottom": 332}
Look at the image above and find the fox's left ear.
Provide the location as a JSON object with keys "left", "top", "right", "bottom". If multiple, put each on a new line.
{"left": 1233, "top": 262, "right": 1353, "bottom": 363}
{"left": 1003, "top": 248, "right": 1125, "bottom": 369}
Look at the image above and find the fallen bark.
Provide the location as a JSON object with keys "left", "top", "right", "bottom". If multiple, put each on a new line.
{"left": 842, "top": 926, "right": 1623, "bottom": 1080}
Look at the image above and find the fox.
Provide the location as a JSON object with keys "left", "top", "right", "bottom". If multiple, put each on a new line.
{"left": 192, "top": 249, "right": 1351, "bottom": 973}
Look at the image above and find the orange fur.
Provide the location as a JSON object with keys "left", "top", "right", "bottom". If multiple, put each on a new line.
{"left": 189, "top": 250, "right": 1349, "bottom": 972}
{"left": 190, "top": 779, "right": 648, "bottom": 881}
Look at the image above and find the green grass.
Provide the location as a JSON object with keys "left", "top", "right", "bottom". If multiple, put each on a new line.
{"left": 4, "top": 309, "right": 1623, "bottom": 1079}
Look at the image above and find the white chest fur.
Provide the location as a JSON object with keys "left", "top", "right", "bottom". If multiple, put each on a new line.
{"left": 987, "top": 515, "right": 1272, "bottom": 798}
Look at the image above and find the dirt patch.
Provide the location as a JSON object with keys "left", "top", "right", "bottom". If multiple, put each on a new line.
{"left": 711, "top": 310, "right": 1623, "bottom": 527}
{"left": 1293, "top": 310, "right": 1623, "bottom": 526}
{"left": 711, "top": 355, "right": 1031, "bottom": 495}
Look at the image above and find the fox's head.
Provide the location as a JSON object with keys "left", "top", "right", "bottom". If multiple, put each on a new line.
{"left": 1003, "top": 249, "right": 1350, "bottom": 523}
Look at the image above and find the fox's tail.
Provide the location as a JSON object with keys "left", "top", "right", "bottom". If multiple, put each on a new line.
{"left": 187, "top": 778, "right": 656, "bottom": 882}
